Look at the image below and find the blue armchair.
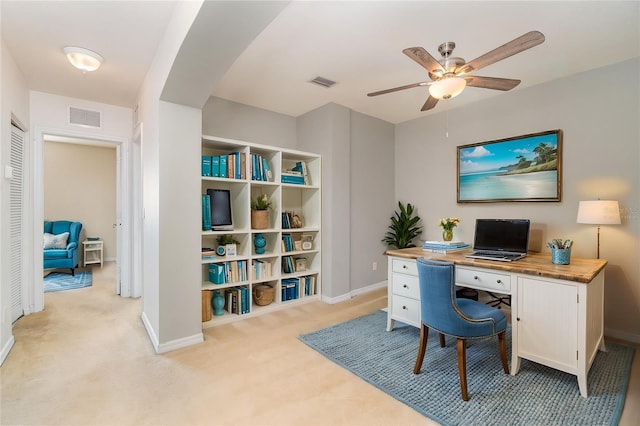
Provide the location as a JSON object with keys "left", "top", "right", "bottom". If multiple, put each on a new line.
{"left": 43, "top": 221, "right": 83, "bottom": 276}
{"left": 413, "top": 258, "right": 509, "bottom": 401}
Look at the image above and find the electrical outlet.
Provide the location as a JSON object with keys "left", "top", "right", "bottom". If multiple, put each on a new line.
{"left": 372, "top": 262, "right": 378, "bottom": 271}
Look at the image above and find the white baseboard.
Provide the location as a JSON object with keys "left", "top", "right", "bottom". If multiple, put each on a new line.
{"left": 322, "top": 280, "right": 388, "bottom": 304}
{"left": 0, "top": 335, "right": 15, "bottom": 367}
{"left": 605, "top": 327, "right": 640, "bottom": 345}
{"left": 140, "top": 311, "right": 203, "bottom": 354}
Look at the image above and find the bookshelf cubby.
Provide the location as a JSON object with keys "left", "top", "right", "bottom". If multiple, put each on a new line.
{"left": 201, "top": 135, "right": 321, "bottom": 327}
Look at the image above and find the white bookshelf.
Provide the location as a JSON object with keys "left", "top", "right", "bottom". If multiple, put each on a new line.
{"left": 200, "top": 135, "right": 321, "bottom": 327}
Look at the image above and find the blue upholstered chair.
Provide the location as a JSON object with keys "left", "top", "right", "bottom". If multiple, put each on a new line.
{"left": 413, "top": 258, "right": 509, "bottom": 401}
{"left": 43, "top": 221, "right": 83, "bottom": 276}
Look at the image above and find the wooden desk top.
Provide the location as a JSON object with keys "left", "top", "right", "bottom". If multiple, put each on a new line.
{"left": 384, "top": 247, "right": 607, "bottom": 284}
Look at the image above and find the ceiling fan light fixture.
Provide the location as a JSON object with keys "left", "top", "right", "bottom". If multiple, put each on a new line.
{"left": 429, "top": 76, "right": 466, "bottom": 100}
{"left": 63, "top": 46, "right": 103, "bottom": 72}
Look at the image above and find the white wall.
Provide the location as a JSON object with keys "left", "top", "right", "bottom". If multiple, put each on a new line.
{"left": 395, "top": 58, "right": 640, "bottom": 341}
{"left": 0, "top": 40, "right": 30, "bottom": 365}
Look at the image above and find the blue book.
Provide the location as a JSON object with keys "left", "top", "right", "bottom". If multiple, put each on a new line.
{"left": 202, "top": 195, "right": 211, "bottom": 230}
{"left": 262, "top": 157, "right": 272, "bottom": 181}
{"left": 202, "top": 156, "right": 212, "bottom": 176}
{"left": 233, "top": 152, "right": 241, "bottom": 180}
{"left": 220, "top": 155, "right": 228, "bottom": 178}
{"left": 211, "top": 156, "right": 220, "bottom": 177}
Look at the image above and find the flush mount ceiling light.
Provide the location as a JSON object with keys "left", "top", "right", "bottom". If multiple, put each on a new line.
{"left": 63, "top": 46, "right": 103, "bottom": 72}
{"left": 428, "top": 75, "right": 467, "bottom": 100}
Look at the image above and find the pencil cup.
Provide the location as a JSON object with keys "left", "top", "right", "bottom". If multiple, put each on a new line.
{"left": 551, "top": 248, "right": 571, "bottom": 265}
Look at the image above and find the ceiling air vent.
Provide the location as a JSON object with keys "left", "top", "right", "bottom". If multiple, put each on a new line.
{"left": 69, "top": 106, "right": 101, "bottom": 128}
{"left": 310, "top": 76, "right": 337, "bottom": 88}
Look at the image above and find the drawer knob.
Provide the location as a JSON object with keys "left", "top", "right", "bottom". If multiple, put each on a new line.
{"left": 402, "top": 305, "right": 408, "bottom": 310}
{"left": 403, "top": 284, "right": 409, "bottom": 289}
{"left": 496, "top": 279, "right": 502, "bottom": 284}
{"left": 403, "top": 265, "right": 408, "bottom": 269}
{"left": 474, "top": 276, "right": 479, "bottom": 280}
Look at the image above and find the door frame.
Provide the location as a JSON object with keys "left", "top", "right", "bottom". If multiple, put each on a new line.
{"left": 32, "top": 126, "right": 131, "bottom": 312}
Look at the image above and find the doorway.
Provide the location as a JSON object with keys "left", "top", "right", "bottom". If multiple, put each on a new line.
{"left": 32, "top": 127, "right": 133, "bottom": 313}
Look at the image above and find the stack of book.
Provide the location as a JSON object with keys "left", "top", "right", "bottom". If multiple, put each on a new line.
{"left": 422, "top": 240, "right": 471, "bottom": 253}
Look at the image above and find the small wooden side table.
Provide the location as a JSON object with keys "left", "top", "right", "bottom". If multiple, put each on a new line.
{"left": 82, "top": 239, "right": 103, "bottom": 268}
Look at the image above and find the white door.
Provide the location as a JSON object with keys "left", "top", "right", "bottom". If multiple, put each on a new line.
{"left": 9, "top": 124, "right": 25, "bottom": 322}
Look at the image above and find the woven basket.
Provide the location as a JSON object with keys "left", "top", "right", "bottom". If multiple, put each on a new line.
{"left": 253, "top": 284, "right": 274, "bottom": 306}
{"left": 251, "top": 210, "right": 269, "bottom": 229}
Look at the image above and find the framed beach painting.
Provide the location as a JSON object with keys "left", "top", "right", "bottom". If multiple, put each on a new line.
{"left": 457, "top": 130, "right": 562, "bottom": 203}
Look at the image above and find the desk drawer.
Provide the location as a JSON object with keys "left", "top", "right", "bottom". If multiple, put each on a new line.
{"left": 392, "top": 295, "right": 421, "bottom": 327}
{"left": 392, "top": 273, "right": 420, "bottom": 299}
{"left": 392, "top": 259, "right": 418, "bottom": 276}
{"left": 456, "top": 267, "right": 511, "bottom": 293}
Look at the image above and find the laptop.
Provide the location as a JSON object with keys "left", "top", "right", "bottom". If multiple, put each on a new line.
{"left": 465, "top": 219, "right": 531, "bottom": 262}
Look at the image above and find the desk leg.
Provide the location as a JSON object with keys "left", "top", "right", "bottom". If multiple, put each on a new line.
{"left": 386, "top": 314, "right": 395, "bottom": 332}
{"left": 577, "top": 373, "right": 588, "bottom": 398}
{"left": 511, "top": 356, "right": 521, "bottom": 375}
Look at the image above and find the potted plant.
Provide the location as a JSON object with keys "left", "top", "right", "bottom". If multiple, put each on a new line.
{"left": 382, "top": 201, "right": 423, "bottom": 249}
{"left": 251, "top": 194, "right": 272, "bottom": 229}
{"left": 216, "top": 234, "right": 240, "bottom": 256}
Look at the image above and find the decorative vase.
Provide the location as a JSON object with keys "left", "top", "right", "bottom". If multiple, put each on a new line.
{"left": 253, "top": 233, "right": 267, "bottom": 254}
{"left": 442, "top": 229, "right": 454, "bottom": 242}
{"left": 212, "top": 291, "right": 225, "bottom": 316}
{"left": 251, "top": 210, "right": 269, "bottom": 229}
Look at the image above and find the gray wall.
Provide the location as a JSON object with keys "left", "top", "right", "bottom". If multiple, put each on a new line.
{"left": 349, "top": 111, "right": 394, "bottom": 289}
{"left": 395, "top": 58, "right": 639, "bottom": 340}
{"left": 202, "top": 97, "right": 297, "bottom": 149}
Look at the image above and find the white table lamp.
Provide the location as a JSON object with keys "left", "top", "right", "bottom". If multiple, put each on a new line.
{"left": 576, "top": 200, "right": 621, "bottom": 258}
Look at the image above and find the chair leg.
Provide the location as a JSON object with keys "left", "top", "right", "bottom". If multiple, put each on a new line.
{"left": 457, "top": 338, "right": 469, "bottom": 401}
{"left": 413, "top": 324, "right": 429, "bottom": 374}
{"left": 70, "top": 268, "right": 75, "bottom": 276}
{"left": 438, "top": 333, "right": 446, "bottom": 348}
{"left": 498, "top": 331, "right": 509, "bottom": 374}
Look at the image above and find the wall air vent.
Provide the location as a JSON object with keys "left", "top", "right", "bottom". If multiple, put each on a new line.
{"left": 69, "top": 106, "right": 102, "bottom": 128}
{"left": 310, "top": 76, "right": 337, "bottom": 88}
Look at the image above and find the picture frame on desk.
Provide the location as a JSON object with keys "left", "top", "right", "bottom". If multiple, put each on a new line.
{"left": 457, "top": 129, "right": 562, "bottom": 203}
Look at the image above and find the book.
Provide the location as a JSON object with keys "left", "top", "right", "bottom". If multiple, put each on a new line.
{"left": 201, "top": 156, "right": 212, "bottom": 177}
{"left": 202, "top": 195, "right": 211, "bottom": 231}
{"left": 281, "top": 172, "right": 304, "bottom": 185}
{"left": 422, "top": 242, "right": 470, "bottom": 250}
{"left": 211, "top": 155, "right": 220, "bottom": 177}
{"left": 423, "top": 245, "right": 471, "bottom": 254}
{"left": 220, "top": 154, "right": 228, "bottom": 178}
{"left": 424, "top": 240, "right": 467, "bottom": 246}
{"left": 262, "top": 157, "right": 272, "bottom": 181}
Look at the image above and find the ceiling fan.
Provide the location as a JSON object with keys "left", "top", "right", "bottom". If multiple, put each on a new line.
{"left": 367, "top": 31, "right": 545, "bottom": 111}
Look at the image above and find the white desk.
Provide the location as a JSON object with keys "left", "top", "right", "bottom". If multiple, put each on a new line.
{"left": 82, "top": 240, "right": 103, "bottom": 268}
{"left": 385, "top": 248, "right": 607, "bottom": 398}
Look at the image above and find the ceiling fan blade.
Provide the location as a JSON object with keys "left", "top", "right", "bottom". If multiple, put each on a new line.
{"left": 367, "top": 81, "right": 428, "bottom": 97}
{"left": 464, "top": 76, "right": 521, "bottom": 91}
{"left": 457, "top": 31, "right": 545, "bottom": 75}
{"left": 421, "top": 96, "right": 439, "bottom": 111}
{"left": 403, "top": 47, "right": 445, "bottom": 75}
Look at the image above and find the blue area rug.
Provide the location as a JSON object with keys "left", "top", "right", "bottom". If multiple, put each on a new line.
{"left": 44, "top": 271, "right": 92, "bottom": 292}
{"left": 299, "top": 310, "right": 634, "bottom": 426}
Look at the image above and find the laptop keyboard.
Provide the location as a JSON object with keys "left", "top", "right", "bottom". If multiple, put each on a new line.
{"left": 465, "top": 251, "right": 525, "bottom": 262}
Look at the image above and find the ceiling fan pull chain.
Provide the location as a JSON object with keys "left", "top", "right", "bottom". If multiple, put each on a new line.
{"left": 445, "top": 108, "right": 449, "bottom": 138}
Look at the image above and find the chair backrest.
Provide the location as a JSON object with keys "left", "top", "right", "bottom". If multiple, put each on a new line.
{"left": 44, "top": 221, "right": 82, "bottom": 245}
{"left": 416, "top": 258, "right": 497, "bottom": 338}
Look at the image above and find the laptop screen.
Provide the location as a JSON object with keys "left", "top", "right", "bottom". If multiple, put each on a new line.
{"left": 473, "top": 219, "right": 530, "bottom": 254}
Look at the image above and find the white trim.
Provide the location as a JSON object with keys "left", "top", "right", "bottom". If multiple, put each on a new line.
{"left": 157, "top": 334, "right": 204, "bottom": 354}
{"left": 605, "top": 327, "right": 640, "bottom": 345}
{"left": 0, "top": 336, "right": 15, "bottom": 367}
{"left": 140, "top": 312, "right": 159, "bottom": 352}
{"left": 322, "top": 281, "right": 388, "bottom": 304}
{"left": 141, "top": 312, "right": 204, "bottom": 354}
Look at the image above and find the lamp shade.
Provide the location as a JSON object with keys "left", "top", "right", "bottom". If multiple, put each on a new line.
{"left": 429, "top": 77, "right": 466, "bottom": 100}
{"left": 576, "top": 200, "right": 621, "bottom": 225}
{"left": 63, "top": 46, "right": 103, "bottom": 72}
